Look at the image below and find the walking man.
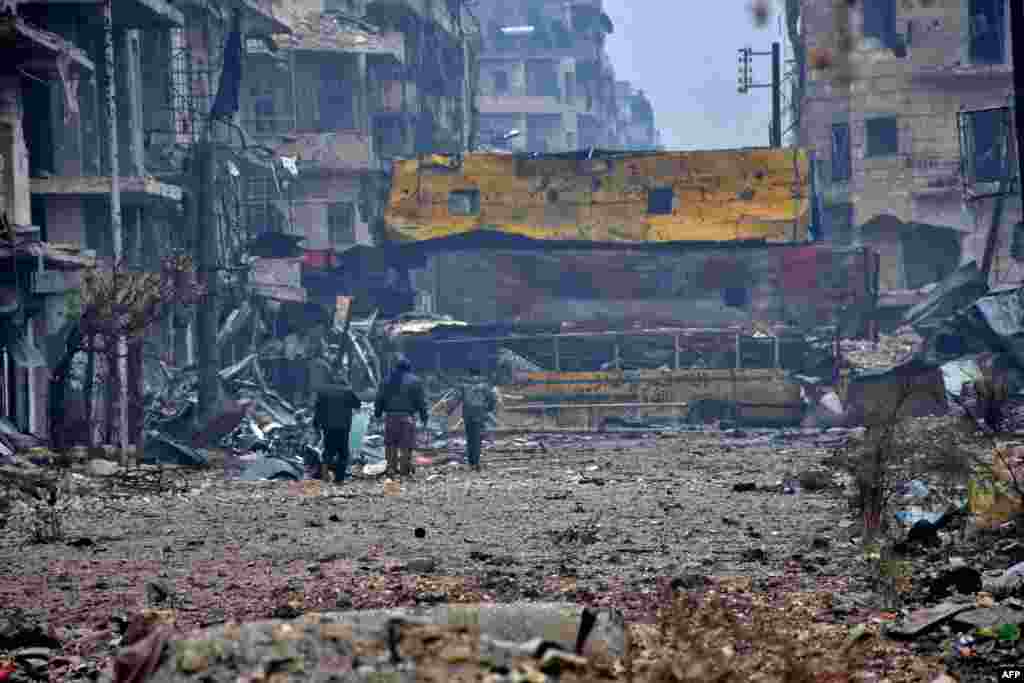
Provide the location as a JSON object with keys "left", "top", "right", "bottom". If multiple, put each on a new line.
{"left": 448, "top": 366, "right": 498, "bottom": 471}
{"left": 311, "top": 355, "right": 362, "bottom": 482}
{"left": 374, "top": 354, "right": 428, "bottom": 477}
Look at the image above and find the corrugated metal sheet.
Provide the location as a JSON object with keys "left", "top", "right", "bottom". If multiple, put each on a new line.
{"left": 384, "top": 149, "right": 811, "bottom": 243}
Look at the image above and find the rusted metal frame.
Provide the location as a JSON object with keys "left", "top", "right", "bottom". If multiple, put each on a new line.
{"left": 424, "top": 326, "right": 791, "bottom": 345}
{"left": 504, "top": 402, "right": 691, "bottom": 410}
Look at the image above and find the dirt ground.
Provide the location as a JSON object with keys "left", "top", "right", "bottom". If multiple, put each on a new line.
{"left": 0, "top": 429, "right": 878, "bottom": 676}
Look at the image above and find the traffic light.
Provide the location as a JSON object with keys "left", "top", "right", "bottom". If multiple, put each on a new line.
{"left": 737, "top": 47, "right": 751, "bottom": 94}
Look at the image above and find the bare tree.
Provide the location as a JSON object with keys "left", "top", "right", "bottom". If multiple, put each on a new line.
{"left": 49, "top": 254, "right": 205, "bottom": 451}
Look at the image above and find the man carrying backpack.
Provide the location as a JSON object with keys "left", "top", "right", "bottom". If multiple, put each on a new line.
{"left": 310, "top": 355, "right": 362, "bottom": 482}
{"left": 448, "top": 366, "right": 498, "bottom": 471}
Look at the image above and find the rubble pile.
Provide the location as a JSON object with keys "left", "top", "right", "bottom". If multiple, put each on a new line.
{"left": 841, "top": 327, "right": 923, "bottom": 370}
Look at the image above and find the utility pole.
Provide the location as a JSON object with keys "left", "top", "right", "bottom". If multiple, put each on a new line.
{"left": 103, "top": 0, "right": 129, "bottom": 451}
{"left": 736, "top": 41, "right": 783, "bottom": 148}
{"left": 195, "top": 134, "right": 220, "bottom": 419}
{"left": 771, "top": 42, "right": 782, "bottom": 148}
{"left": 1011, "top": 0, "right": 1024, "bottom": 202}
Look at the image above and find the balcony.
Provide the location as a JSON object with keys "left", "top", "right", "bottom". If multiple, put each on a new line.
{"left": 478, "top": 95, "right": 571, "bottom": 115}
{"left": 31, "top": 176, "right": 184, "bottom": 204}
{"left": 908, "top": 60, "right": 1012, "bottom": 86}
{"left": 17, "top": 0, "right": 184, "bottom": 29}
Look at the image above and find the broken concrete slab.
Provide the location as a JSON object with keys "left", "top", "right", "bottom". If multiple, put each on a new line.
{"left": 130, "top": 603, "right": 627, "bottom": 683}
{"left": 952, "top": 605, "right": 1024, "bottom": 630}
{"left": 319, "top": 603, "right": 627, "bottom": 659}
{"left": 886, "top": 601, "right": 974, "bottom": 638}
{"left": 143, "top": 435, "right": 208, "bottom": 467}
{"left": 238, "top": 457, "right": 303, "bottom": 481}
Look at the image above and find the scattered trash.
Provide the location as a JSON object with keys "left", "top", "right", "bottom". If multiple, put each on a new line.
{"left": 897, "top": 479, "right": 930, "bottom": 499}
{"left": 363, "top": 461, "right": 387, "bottom": 476}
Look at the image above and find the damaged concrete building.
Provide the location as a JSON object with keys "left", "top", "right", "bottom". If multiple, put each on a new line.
{"left": 0, "top": 0, "right": 299, "bottom": 442}
{"left": 1, "top": 9, "right": 98, "bottom": 437}
{"left": 473, "top": 0, "right": 640, "bottom": 152}
{"left": 239, "top": 0, "right": 482, "bottom": 271}
{"left": 800, "top": 0, "right": 1019, "bottom": 301}
{"left": 613, "top": 81, "right": 659, "bottom": 151}
{"left": 325, "top": 147, "right": 880, "bottom": 428}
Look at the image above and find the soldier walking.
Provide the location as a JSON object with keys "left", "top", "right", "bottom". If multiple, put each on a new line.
{"left": 448, "top": 366, "right": 498, "bottom": 471}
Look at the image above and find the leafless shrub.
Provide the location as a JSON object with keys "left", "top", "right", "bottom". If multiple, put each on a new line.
{"left": 950, "top": 368, "right": 1024, "bottom": 507}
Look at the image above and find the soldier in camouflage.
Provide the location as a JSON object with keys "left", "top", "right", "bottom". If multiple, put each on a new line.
{"left": 448, "top": 366, "right": 498, "bottom": 471}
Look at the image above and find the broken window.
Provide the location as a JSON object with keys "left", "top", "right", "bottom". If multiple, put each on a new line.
{"left": 448, "top": 189, "right": 481, "bottom": 216}
{"left": 319, "top": 69, "right": 355, "bottom": 131}
{"left": 249, "top": 81, "right": 276, "bottom": 134}
{"left": 527, "top": 114, "right": 561, "bottom": 153}
{"left": 865, "top": 116, "right": 899, "bottom": 157}
{"left": 830, "top": 123, "right": 851, "bottom": 182}
{"left": 972, "top": 108, "right": 1008, "bottom": 182}
{"left": 328, "top": 202, "right": 356, "bottom": 246}
{"left": 825, "top": 203, "right": 855, "bottom": 245}
{"left": 525, "top": 60, "right": 560, "bottom": 98}
{"left": 494, "top": 70, "right": 509, "bottom": 95}
{"left": 862, "top": 0, "right": 897, "bottom": 50}
{"left": 969, "top": 0, "right": 1006, "bottom": 65}
{"left": 959, "top": 107, "right": 1014, "bottom": 191}
{"left": 373, "top": 113, "right": 406, "bottom": 158}
{"left": 647, "top": 187, "right": 674, "bottom": 215}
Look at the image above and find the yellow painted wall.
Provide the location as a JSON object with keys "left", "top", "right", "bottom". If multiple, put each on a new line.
{"left": 384, "top": 149, "right": 811, "bottom": 243}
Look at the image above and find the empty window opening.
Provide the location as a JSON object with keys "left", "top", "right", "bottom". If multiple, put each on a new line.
{"left": 971, "top": 107, "right": 1009, "bottom": 183}
{"left": 969, "top": 0, "right": 1006, "bottom": 65}
{"left": 831, "top": 122, "right": 851, "bottom": 182}
{"left": 319, "top": 73, "right": 355, "bottom": 131}
{"left": 866, "top": 116, "right": 899, "bottom": 157}
{"left": 449, "top": 189, "right": 481, "bottom": 216}
{"left": 328, "top": 202, "right": 356, "bottom": 246}
{"left": 826, "top": 203, "right": 855, "bottom": 245}
{"left": 723, "top": 287, "right": 749, "bottom": 308}
{"left": 862, "top": 0, "right": 897, "bottom": 50}
{"left": 493, "top": 70, "right": 509, "bottom": 95}
{"left": 647, "top": 187, "right": 674, "bottom": 215}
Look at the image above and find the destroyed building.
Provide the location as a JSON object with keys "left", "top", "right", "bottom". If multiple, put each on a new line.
{"left": 800, "top": 0, "right": 1019, "bottom": 301}
{"left": 613, "top": 81, "right": 659, "bottom": 151}
{"left": 240, "top": 0, "right": 482, "bottom": 272}
{"left": 320, "top": 147, "right": 879, "bottom": 428}
{"left": 0, "top": 0, "right": 299, "bottom": 443}
{"left": 473, "top": 0, "right": 639, "bottom": 152}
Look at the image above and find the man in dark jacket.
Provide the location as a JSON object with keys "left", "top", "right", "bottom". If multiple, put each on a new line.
{"left": 374, "top": 354, "right": 428, "bottom": 477}
{"left": 311, "top": 356, "right": 362, "bottom": 482}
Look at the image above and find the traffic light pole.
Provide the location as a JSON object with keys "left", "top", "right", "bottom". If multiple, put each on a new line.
{"left": 737, "top": 41, "right": 783, "bottom": 148}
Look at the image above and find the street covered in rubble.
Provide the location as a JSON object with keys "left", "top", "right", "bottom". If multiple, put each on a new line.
{"left": 4, "top": 0, "right": 1024, "bottom": 680}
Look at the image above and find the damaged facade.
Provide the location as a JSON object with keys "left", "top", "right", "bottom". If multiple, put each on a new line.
{"left": 238, "top": 0, "right": 481, "bottom": 298}
{"left": 613, "top": 81, "right": 660, "bottom": 151}
{"left": 0, "top": 0, "right": 304, "bottom": 443}
{"left": 473, "top": 0, "right": 649, "bottom": 152}
{"left": 800, "top": 0, "right": 1019, "bottom": 297}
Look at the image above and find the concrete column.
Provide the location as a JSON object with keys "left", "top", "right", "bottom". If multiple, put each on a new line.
{"left": 357, "top": 53, "right": 369, "bottom": 136}
{"left": 119, "top": 29, "right": 146, "bottom": 177}
{"left": 0, "top": 74, "right": 31, "bottom": 226}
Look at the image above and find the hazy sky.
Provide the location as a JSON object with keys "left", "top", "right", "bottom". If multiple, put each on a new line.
{"left": 602, "top": 0, "right": 789, "bottom": 151}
